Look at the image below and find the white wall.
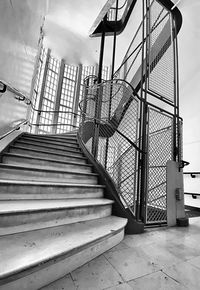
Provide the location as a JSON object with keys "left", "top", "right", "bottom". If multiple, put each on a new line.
{"left": 0, "top": 0, "right": 47, "bottom": 134}
{"left": 178, "top": 1, "right": 200, "bottom": 172}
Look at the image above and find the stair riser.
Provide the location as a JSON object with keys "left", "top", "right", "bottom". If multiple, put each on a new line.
{"left": 2, "top": 156, "right": 91, "bottom": 173}
{"left": 0, "top": 184, "right": 104, "bottom": 199}
{"left": 0, "top": 205, "right": 112, "bottom": 235}
{"left": 19, "top": 138, "right": 79, "bottom": 149}
{"left": 21, "top": 137, "right": 79, "bottom": 147}
{"left": 14, "top": 142, "right": 81, "bottom": 154}
{"left": 0, "top": 230, "right": 124, "bottom": 290}
{"left": 9, "top": 147, "right": 86, "bottom": 162}
{"left": 24, "top": 134, "right": 77, "bottom": 140}
{"left": 0, "top": 169, "right": 97, "bottom": 184}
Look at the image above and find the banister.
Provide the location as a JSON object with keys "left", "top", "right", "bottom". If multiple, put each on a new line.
{"left": 90, "top": 0, "right": 182, "bottom": 37}
{"left": 0, "top": 119, "right": 28, "bottom": 141}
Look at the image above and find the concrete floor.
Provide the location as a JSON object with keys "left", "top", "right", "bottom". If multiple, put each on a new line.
{"left": 41, "top": 217, "right": 200, "bottom": 290}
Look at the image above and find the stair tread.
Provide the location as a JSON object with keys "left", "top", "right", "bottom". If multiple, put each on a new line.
{"left": 23, "top": 133, "right": 77, "bottom": 138}
{"left": 10, "top": 145, "right": 85, "bottom": 159}
{"left": 21, "top": 136, "right": 78, "bottom": 144}
{"left": 18, "top": 138, "right": 79, "bottom": 148}
{"left": 14, "top": 141, "right": 81, "bottom": 153}
{"left": 0, "top": 199, "right": 113, "bottom": 214}
{"left": 2, "top": 153, "right": 91, "bottom": 167}
{"left": 0, "top": 179, "right": 104, "bottom": 187}
{"left": 0, "top": 216, "right": 127, "bottom": 279}
{"left": 0, "top": 164, "right": 97, "bottom": 176}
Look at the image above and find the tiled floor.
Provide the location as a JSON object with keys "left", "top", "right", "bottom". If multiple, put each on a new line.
{"left": 42, "top": 217, "right": 200, "bottom": 290}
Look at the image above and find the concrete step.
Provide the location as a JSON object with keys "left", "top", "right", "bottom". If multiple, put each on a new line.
{"left": 0, "top": 216, "right": 127, "bottom": 290}
{"left": 0, "top": 198, "right": 114, "bottom": 235}
{"left": 9, "top": 145, "right": 86, "bottom": 162}
{"left": 19, "top": 136, "right": 79, "bottom": 148}
{"left": 14, "top": 140, "right": 81, "bottom": 154}
{"left": 21, "top": 134, "right": 78, "bottom": 143}
{"left": 1, "top": 153, "right": 92, "bottom": 172}
{"left": 23, "top": 133, "right": 77, "bottom": 141}
{"left": 0, "top": 180, "right": 104, "bottom": 200}
{"left": 0, "top": 164, "right": 98, "bottom": 184}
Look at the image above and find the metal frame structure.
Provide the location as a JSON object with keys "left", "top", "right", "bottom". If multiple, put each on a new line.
{"left": 79, "top": 0, "right": 183, "bottom": 226}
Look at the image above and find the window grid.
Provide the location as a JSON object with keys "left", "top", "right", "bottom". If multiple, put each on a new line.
{"left": 30, "top": 51, "right": 110, "bottom": 134}
{"left": 56, "top": 64, "right": 78, "bottom": 133}
{"left": 30, "top": 47, "right": 47, "bottom": 130}
{"left": 38, "top": 55, "right": 60, "bottom": 134}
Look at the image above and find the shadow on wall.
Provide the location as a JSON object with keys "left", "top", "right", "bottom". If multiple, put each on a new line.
{"left": 0, "top": 0, "right": 46, "bottom": 95}
{"left": 0, "top": 91, "right": 27, "bottom": 135}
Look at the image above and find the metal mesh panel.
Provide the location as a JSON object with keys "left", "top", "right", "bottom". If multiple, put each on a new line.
{"left": 146, "top": 108, "right": 173, "bottom": 223}
{"left": 79, "top": 79, "right": 139, "bottom": 215}
{"left": 148, "top": 1, "right": 174, "bottom": 103}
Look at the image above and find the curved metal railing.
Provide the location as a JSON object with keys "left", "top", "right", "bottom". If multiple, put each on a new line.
{"left": 0, "top": 119, "right": 28, "bottom": 140}
{"left": 0, "top": 80, "right": 80, "bottom": 133}
{"left": 78, "top": 78, "right": 142, "bottom": 217}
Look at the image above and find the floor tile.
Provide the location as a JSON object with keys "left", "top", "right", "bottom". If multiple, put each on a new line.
{"left": 71, "top": 255, "right": 123, "bottom": 290}
{"left": 40, "top": 274, "right": 76, "bottom": 290}
{"left": 104, "top": 247, "right": 159, "bottom": 281}
{"left": 138, "top": 242, "right": 183, "bottom": 269}
{"left": 187, "top": 256, "right": 200, "bottom": 270}
{"left": 163, "top": 261, "right": 200, "bottom": 290}
{"left": 106, "top": 241, "right": 130, "bottom": 253}
{"left": 128, "top": 270, "right": 187, "bottom": 290}
{"left": 104, "top": 282, "right": 133, "bottom": 290}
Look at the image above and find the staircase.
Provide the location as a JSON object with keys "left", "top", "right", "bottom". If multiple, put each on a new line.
{"left": 0, "top": 132, "right": 127, "bottom": 290}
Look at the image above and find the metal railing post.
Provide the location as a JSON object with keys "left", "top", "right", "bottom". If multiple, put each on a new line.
{"left": 92, "top": 17, "right": 106, "bottom": 159}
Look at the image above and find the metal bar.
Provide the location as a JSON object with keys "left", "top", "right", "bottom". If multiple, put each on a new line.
{"left": 73, "top": 64, "right": 83, "bottom": 128}
{"left": 92, "top": 18, "right": 106, "bottom": 158}
{"left": 35, "top": 48, "right": 51, "bottom": 134}
{"left": 136, "top": 0, "right": 146, "bottom": 221}
{"left": 105, "top": 0, "right": 118, "bottom": 168}
{"left": 0, "top": 120, "right": 28, "bottom": 140}
{"left": 52, "top": 59, "right": 65, "bottom": 134}
{"left": 174, "top": 16, "right": 181, "bottom": 164}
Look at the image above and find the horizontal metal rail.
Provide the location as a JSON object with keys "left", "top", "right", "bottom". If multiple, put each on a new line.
{"left": 0, "top": 79, "right": 80, "bottom": 116}
{"left": 184, "top": 172, "right": 200, "bottom": 175}
{"left": 0, "top": 119, "right": 28, "bottom": 140}
{"left": 184, "top": 192, "right": 200, "bottom": 196}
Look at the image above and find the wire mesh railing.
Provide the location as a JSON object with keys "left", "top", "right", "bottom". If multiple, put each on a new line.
{"left": 79, "top": 78, "right": 142, "bottom": 217}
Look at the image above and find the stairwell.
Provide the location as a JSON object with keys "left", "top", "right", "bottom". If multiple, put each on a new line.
{"left": 0, "top": 132, "right": 127, "bottom": 290}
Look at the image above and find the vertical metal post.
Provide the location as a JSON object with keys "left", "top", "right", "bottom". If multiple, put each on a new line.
{"left": 35, "top": 48, "right": 51, "bottom": 134}
{"left": 53, "top": 59, "right": 65, "bottom": 134}
{"left": 111, "top": 0, "right": 118, "bottom": 80}
{"left": 92, "top": 16, "right": 106, "bottom": 158}
{"left": 105, "top": 0, "right": 119, "bottom": 169}
{"left": 97, "top": 20, "right": 106, "bottom": 84}
{"left": 173, "top": 16, "right": 180, "bottom": 164}
{"left": 73, "top": 64, "right": 82, "bottom": 128}
{"left": 136, "top": 0, "right": 146, "bottom": 221}
{"left": 81, "top": 77, "right": 89, "bottom": 136}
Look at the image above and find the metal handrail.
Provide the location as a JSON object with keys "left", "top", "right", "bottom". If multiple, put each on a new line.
{"left": 79, "top": 79, "right": 143, "bottom": 154}
{"left": 0, "top": 79, "right": 79, "bottom": 116}
{"left": 110, "top": 0, "right": 128, "bottom": 11}
{"left": 0, "top": 119, "right": 28, "bottom": 140}
{"left": 184, "top": 172, "right": 200, "bottom": 179}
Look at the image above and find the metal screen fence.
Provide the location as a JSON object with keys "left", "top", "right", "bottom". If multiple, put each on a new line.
{"left": 146, "top": 108, "right": 173, "bottom": 223}
{"left": 79, "top": 79, "right": 140, "bottom": 216}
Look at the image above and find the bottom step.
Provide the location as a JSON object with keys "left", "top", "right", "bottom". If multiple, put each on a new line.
{"left": 0, "top": 216, "right": 127, "bottom": 290}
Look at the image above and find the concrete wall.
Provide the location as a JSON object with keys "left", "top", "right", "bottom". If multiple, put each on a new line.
{"left": 0, "top": 0, "right": 47, "bottom": 134}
